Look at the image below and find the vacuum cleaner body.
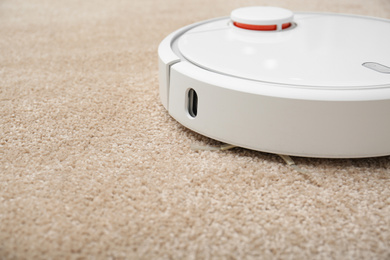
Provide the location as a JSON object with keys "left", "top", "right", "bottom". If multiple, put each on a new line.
{"left": 158, "top": 7, "right": 390, "bottom": 158}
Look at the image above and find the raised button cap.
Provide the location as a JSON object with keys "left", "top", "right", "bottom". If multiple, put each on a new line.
{"left": 231, "top": 6, "right": 294, "bottom": 31}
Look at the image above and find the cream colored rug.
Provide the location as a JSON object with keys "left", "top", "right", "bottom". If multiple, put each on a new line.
{"left": 1, "top": 0, "right": 390, "bottom": 259}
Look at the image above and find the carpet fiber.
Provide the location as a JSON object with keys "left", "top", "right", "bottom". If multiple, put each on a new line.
{"left": 1, "top": 0, "right": 390, "bottom": 259}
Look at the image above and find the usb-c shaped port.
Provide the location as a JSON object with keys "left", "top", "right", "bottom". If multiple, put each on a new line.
{"left": 188, "top": 88, "right": 198, "bottom": 118}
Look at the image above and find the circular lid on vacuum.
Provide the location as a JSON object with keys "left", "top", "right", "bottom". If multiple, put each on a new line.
{"left": 177, "top": 7, "right": 390, "bottom": 88}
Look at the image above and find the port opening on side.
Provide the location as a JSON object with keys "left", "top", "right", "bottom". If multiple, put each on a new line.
{"left": 187, "top": 88, "right": 198, "bottom": 118}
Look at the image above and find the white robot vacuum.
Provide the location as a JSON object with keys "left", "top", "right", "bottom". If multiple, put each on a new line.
{"left": 158, "top": 6, "right": 390, "bottom": 158}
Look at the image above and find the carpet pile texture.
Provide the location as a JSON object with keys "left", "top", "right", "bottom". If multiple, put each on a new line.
{"left": 1, "top": 0, "right": 390, "bottom": 259}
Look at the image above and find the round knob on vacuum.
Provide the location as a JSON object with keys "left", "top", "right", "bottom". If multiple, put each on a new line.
{"left": 231, "top": 6, "right": 294, "bottom": 31}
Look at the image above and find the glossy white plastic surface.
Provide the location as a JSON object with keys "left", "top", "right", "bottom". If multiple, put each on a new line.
{"left": 178, "top": 14, "right": 390, "bottom": 88}
{"left": 231, "top": 6, "right": 293, "bottom": 27}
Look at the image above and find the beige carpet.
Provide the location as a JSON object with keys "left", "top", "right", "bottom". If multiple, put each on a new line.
{"left": 1, "top": 0, "right": 390, "bottom": 259}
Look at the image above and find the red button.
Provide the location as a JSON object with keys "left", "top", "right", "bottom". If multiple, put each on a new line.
{"left": 231, "top": 7, "right": 294, "bottom": 31}
{"left": 233, "top": 22, "right": 291, "bottom": 31}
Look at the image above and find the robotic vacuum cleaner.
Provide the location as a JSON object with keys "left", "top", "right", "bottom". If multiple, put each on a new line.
{"left": 158, "top": 6, "right": 390, "bottom": 158}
